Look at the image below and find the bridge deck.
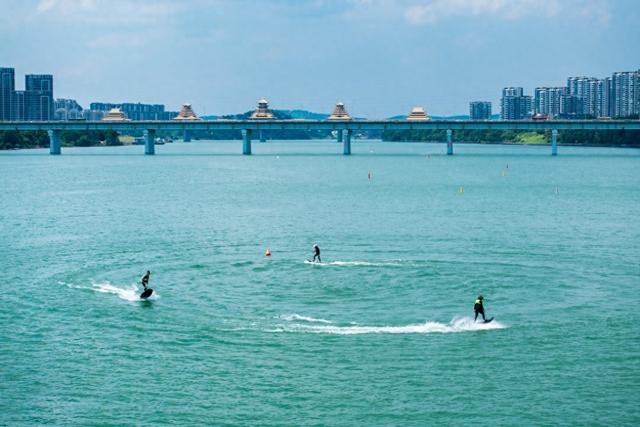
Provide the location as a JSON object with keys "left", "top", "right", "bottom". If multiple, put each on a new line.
{"left": 1, "top": 119, "right": 639, "bottom": 132}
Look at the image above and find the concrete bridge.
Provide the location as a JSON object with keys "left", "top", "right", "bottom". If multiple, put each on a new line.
{"left": 1, "top": 119, "right": 638, "bottom": 156}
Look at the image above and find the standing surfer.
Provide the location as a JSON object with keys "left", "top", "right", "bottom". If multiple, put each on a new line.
{"left": 142, "top": 270, "right": 151, "bottom": 289}
{"left": 474, "top": 295, "right": 485, "bottom": 321}
{"left": 312, "top": 244, "right": 321, "bottom": 263}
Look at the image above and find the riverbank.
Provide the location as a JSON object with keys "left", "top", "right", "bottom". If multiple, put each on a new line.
{"left": 381, "top": 128, "right": 640, "bottom": 147}
{"left": 0, "top": 129, "right": 123, "bottom": 150}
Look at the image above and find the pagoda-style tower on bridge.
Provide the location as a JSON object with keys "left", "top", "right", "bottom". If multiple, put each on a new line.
{"left": 173, "top": 103, "right": 200, "bottom": 121}
{"left": 329, "top": 102, "right": 352, "bottom": 142}
{"left": 250, "top": 98, "right": 274, "bottom": 141}
{"left": 250, "top": 99, "right": 274, "bottom": 120}
{"left": 328, "top": 102, "right": 352, "bottom": 120}
{"left": 173, "top": 103, "right": 200, "bottom": 142}
{"left": 406, "top": 106, "right": 430, "bottom": 121}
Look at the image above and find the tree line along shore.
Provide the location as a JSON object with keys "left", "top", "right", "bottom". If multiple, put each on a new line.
{"left": 1, "top": 128, "right": 639, "bottom": 150}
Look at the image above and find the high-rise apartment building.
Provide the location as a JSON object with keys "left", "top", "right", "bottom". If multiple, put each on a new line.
{"left": 611, "top": 70, "right": 639, "bottom": 118}
{"left": 469, "top": 101, "right": 492, "bottom": 120}
{"left": 534, "top": 87, "right": 566, "bottom": 117}
{"left": 25, "top": 74, "right": 54, "bottom": 121}
{"left": 595, "top": 78, "right": 611, "bottom": 118}
{"left": 501, "top": 87, "right": 532, "bottom": 120}
{"left": 0, "top": 67, "right": 15, "bottom": 121}
{"left": 566, "top": 76, "right": 601, "bottom": 117}
{"left": 560, "top": 95, "right": 583, "bottom": 118}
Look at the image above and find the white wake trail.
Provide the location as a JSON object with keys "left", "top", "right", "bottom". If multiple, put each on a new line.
{"left": 64, "top": 281, "right": 151, "bottom": 302}
{"left": 304, "top": 260, "right": 402, "bottom": 267}
{"left": 280, "top": 314, "right": 334, "bottom": 324}
{"left": 276, "top": 317, "right": 505, "bottom": 335}
{"left": 91, "top": 282, "right": 141, "bottom": 301}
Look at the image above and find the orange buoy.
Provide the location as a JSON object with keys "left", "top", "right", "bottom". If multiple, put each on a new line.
{"left": 265, "top": 248, "right": 271, "bottom": 257}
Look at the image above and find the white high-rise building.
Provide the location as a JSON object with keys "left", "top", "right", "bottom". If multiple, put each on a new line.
{"left": 501, "top": 87, "right": 532, "bottom": 120}
{"left": 566, "top": 77, "right": 600, "bottom": 117}
{"left": 534, "top": 87, "right": 566, "bottom": 117}
{"left": 595, "top": 78, "right": 612, "bottom": 118}
{"left": 611, "top": 71, "right": 640, "bottom": 118}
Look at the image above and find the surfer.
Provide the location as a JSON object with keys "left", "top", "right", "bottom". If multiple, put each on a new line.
{"left": 141, "top": 271, "right": 150, "bottom": 289}
{"left": 474, "top": 295, "right": 485, "bottom": 321}
{"left": 312, "top": 244, "right": 321, "bottom": 263}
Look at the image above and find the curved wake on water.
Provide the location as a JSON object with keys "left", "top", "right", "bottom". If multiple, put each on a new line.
{"left": 280, "top": 314, "right": 334, "bottom": 324}
{"left": 62, "top": 281, "right": 155, "bottom": 302}
{"left": 304, "top": 260, "right": 402, "bottom": 267}
{"left": 273, "top": 315, "right": 506, "bottom": 335}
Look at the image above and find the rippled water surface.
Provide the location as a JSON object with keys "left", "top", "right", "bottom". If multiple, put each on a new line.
{"left": 1, "top": 141, "right": 639, "bottom": 426}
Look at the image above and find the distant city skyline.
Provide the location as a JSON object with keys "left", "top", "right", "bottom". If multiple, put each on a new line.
{"left": 1, "top": 0, "right": 639, "bottom": 117}
{"left": 1, "top": 64, "right": 638, "bottom": 121}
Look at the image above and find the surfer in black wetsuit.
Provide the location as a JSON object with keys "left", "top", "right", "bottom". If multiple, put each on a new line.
{"left": 474, "top": 295, "right": 485, "bottom": 321}
{"left": 142, "top": 271, "right": 150, "bottom": 289}
{"left": 312, "top": 244, "right": 321, "bottom": 263}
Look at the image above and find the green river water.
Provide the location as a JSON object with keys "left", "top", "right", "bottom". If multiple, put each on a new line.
{"left": 1, "top": 141, "right": 639, "bottom": 426}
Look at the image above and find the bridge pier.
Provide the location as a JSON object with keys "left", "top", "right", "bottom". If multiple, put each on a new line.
{"left": 551, "top": 129, "right": 558, "bottom": 156}
{"left": 343, "top": 129, "right": 352, "bottom": 155}
{"left": 337, "top": 129, "right": 343, "bottom": 143}
{"left": 242, "top": 129, "right": 252, "bottom": 155}
{"left": 48, "top": 129, "right": 61, "bottom": 155}
{"left": 183, "top": 130, "right": 191, "bottom": 142}
{"left": 259, "top": 130, "right": 266, "bottom": 142}
{"left": 144, "top": 129, "right": 156, "bottom": 155}
{"left": 446, "top": 129, "right": 453, "bottom": 155}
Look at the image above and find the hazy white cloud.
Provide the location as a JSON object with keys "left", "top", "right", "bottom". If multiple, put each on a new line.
{"left": 37, "top": 0, "right": 98, "bottom": 14}
{"left": 36, "top": 0, "right": 57, "bottom": 13}
{"left": 34, "top": 0, "right": 180, "bottom": 25}
{"left": 86, "top": 33, "right": 148, "bottom": 49}
{"left": 342, "top": 0, "right": 610, "bottom": 26}
{"left": 403, "top": 0, "right": 609, "bottom": 25}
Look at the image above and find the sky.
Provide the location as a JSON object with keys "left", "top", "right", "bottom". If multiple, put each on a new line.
{"left": 1, "top": 0, "right": 639, "bottom": 118}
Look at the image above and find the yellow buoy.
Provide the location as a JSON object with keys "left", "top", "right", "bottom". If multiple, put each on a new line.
{"left": 458, "top": 186, "right": 465, "bottom": 194}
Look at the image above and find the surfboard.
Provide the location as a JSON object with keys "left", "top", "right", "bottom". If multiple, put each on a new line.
{"left": 484, "top": 317, "right": 494, "bottom": 324}
{"left": 140, "top": 288, "right": 153, "bottom": 299}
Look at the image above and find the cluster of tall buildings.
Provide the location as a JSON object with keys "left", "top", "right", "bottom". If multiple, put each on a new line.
{"left": 471, "top": 69, "right": 639, "bottom": 120}
{"left": 1, "top": 67, "right": 54, "bottom": 121}
{"left": 497, "top": 69, "right": 639, "bottom": 120}
{"left": 0, "top": 66, "right": 178, "bottom": 122}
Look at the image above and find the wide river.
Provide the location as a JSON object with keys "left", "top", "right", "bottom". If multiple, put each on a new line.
{"left": 1, "top": 141, "right": 639, "bottom": 426}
